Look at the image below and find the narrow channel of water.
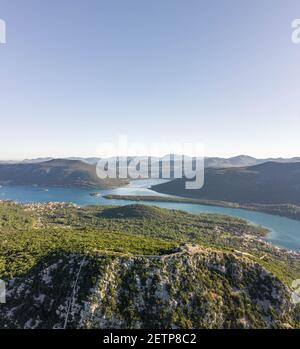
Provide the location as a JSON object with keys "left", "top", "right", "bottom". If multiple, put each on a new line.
{"left": 1, "top": 180, "right": 300, "bottom": 252}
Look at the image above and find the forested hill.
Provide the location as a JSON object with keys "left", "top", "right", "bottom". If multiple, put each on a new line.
{"left": 0, "top": 159, "right": 127, "bottom": 188}
{"left": 152, "top": 161, "right": 300, "bottom": 206}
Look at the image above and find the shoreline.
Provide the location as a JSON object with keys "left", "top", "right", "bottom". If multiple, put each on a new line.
{"left": 103, "top": 194, "right": 300, "bottom": 222}
{"left": 2, "top": 198, "right": 300, "bottom": 255}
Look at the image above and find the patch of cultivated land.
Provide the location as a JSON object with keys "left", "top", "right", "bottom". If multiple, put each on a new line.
{"left": 0, "top": 201, "right": 300, "bottom": 328}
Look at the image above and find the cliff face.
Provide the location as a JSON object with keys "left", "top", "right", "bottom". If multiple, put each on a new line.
{"left": 0, "top": 247, "right": 297, "bottom": 329}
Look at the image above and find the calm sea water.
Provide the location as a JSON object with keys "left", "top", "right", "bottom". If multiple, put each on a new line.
{"left": 1, "top": 180, "right": 300, "bottom": 252}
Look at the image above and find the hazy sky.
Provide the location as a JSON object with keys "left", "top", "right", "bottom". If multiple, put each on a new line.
{"left": 0, "top": 0, "right": 300, "bottom": 159}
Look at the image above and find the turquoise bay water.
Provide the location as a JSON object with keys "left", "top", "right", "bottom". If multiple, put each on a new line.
{"left": 1, "top": 180, "right": 300, "bottom": 252}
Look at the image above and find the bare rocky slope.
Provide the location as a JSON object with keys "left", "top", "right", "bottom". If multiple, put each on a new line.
{"left": 0, "top": 246, "right": 298, "bottom": 329}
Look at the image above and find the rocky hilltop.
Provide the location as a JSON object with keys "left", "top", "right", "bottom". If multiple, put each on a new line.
{"left": 0, "top": 246, "right": 297, "bottom": 329}
{"left": 0, "top": 202, "right": 300, "bottom": 329}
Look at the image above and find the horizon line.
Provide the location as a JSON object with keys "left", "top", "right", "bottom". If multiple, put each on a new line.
{"left": 1, "top": 154, "right": 300, "bottom": 162}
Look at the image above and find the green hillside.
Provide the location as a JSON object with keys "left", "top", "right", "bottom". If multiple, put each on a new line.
{"left": 0, "top": 159, "right": 127, "bottom": 188}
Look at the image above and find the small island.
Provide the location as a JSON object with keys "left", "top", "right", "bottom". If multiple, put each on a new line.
{"left": 90, "top": 192, "right": 102, "bottom": 198}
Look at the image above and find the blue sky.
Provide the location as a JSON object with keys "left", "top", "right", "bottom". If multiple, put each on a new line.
{"left": 0, "top": 0, "right": 300, "bottom": 159}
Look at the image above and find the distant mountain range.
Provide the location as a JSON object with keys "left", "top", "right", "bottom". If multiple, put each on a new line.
{"left": 1, "top": 154, "right": 300, "bottom": 168}
{"left": 204, "top": 155, "right": 300, "bottom": 168}
{"left": 152, "top": 161, "right": 300, "bottom": 206}
{"left": 1, "top": 156, "right": 300, "bottom": 193}
{"left": 0, "top": 159, "right": 128, "bottom": 188}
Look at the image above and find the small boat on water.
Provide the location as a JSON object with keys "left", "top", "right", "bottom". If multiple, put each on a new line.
{"left": 38, "top": 188, "right": 49, "bottom": 192}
